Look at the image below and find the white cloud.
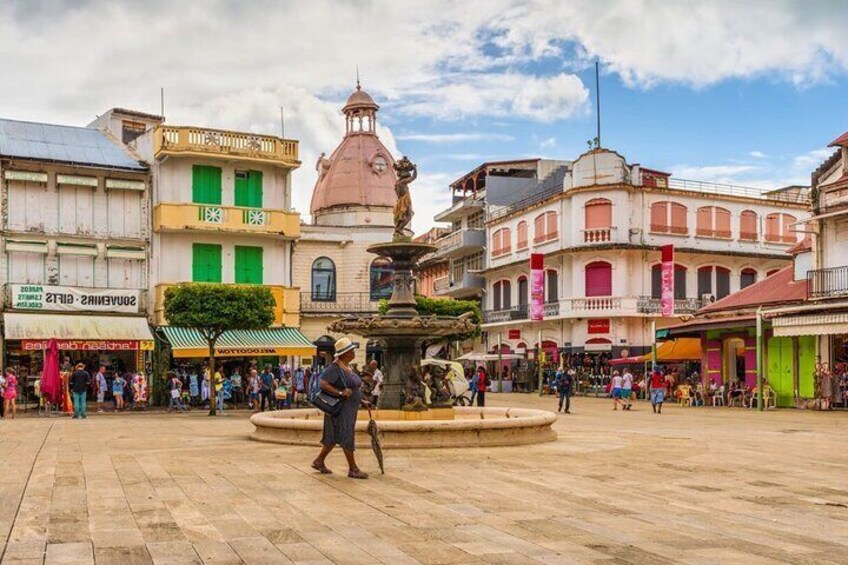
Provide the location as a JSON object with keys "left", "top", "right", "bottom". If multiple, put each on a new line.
{"left": 749, "top": 151, "right": 767, "bottom": 159}
{"left": 540, "top": 137, "right": 557, "bottom": 150}
{"left": 671, "top": 164, "right": 762, "bottom": 179}
{"left": 396, "top": 133, "right": 514, "bottom": 143}
{"left": 793, "top": 148, "right": 835, "bottom": 172}
{"left": 409, "top": 172, "right": 456, "bottom": 234}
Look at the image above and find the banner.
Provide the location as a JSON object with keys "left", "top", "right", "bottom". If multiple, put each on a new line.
{"left": 22, "top": 340, "right": 154, "bottom": 351}
{"left": 530, "top": 253, "right": 544, "bottom": 321}
{"left": 11, "top": 285, "right": 140, "bottom": 314}
{"left": 588, "top": 319, "right": 610, "bottom": 334}
{"left": 660, "top": 244, "right": 675, "bottom": 317}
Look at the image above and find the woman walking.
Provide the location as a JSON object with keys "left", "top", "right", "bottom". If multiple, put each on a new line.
{"left": 311, "top": 337, "right": 370, "bottom": 479}
{"left": 3, "top": 368, "right": 18, "bottom": 419}
{"left": 112, "top": 372, "right": 126, "bottom": 411}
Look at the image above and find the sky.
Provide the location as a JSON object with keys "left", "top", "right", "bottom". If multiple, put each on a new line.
{"left": 2, "top": 0, "right": 848, "bottom": 234}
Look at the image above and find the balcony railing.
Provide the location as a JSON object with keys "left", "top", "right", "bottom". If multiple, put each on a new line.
{"left": 432, "top": 228, "right": 485, "bottom": 258}
{"left": 154, "top": 125, "right": 299, "bottom": 165}
{"left": 582, "top": 227, "right": 615, "bottom": 243}
{"left": 636, "top": 296, "right": 703, "bottom": 314}
{"left": 568, "top": 297, "right": 622, "bottom": 312}
{"left": 808, "top": 266, "right": 848, "bottom": 300}
{"left": 153, "top": 203, "right": 300, "bottom": 237}
{"left": 666, "top": 178, "right": 808, "bottom": 204}
{"left": 483, "top": 305, "right": 528, "bottom": 323}
{"left": 434, "top": 272, "right": 485, "bottom": 297}
{"left": 300, "top": 292, "right": 380, "bottom": 314}
{"left": 544, "top": 301, "right": 560, "bottom": 317}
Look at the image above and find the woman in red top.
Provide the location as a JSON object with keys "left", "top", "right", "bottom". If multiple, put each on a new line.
{"left": 649, "top": 367, "right": 666, "bottom": 414}
{"left": 476, "top": 367, "right": 489, "bottom": 407}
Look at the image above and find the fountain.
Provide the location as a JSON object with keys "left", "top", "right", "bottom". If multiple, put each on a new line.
{"left": 250, "top": 157, "right": 556, "bottom": 448}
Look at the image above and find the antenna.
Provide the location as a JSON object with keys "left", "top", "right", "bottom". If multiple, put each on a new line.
{"left": 595, "top": 60, "right": 601, "bottom": 148}
{"left": 280, "top": 106, "right": 285, "bottom": 138}
{"left": 160, "top": 87, "right": 165, "bottom": 119}
{"left": 356, "top": 65, "right": 360, "bottom": 89}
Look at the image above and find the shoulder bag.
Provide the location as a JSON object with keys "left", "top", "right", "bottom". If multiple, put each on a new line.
{"left": 312, "top": 365, "right": 348, "bottom": 417}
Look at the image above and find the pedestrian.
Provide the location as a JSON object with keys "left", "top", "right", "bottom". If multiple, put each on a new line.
{"left": 94, "top": 365, "right": 108, "bottom": 413}
{"left": 369, "top": 360, "right": 383, "bottom": 407}
{"left": 259, "top": 365, "right": 274, "bottom": 411}
{"left": 311, "top": 337, "right": 370, "bottom": 479}
{"left": 820, "top": 362, "right": 833, "bottom": 411}
{"left": 293, "top": 366, "right": 305, "bottom": 407}
{"left": 0, "top": 369, "right": 6, "bottom": 418}
{"left": 249, "top": 369, "right": 260, "bottom": 411}
{"left": 621, "top": 368, "right": 634, "bottom": 410}
{"left": 554, "top": 366, "right": 573, "bottom": 413}
{"left": 275, "top": 372, "right": 289, "bottom": 409}
{"left": 468, "top": 368, "right": 478, "bottom": 406}
{"left": 610, "top": 370, "right": 625, "bottom": 410}
{"left": 3, "top": 368, "right": 18, "bottom": 419}
{"left": 70, "top": 363, "right": 92, "bottom": 419}
{"left": 649, "top": 366, "right": 666, "bottom": 414}
{"left": 167, "top": 373, "right": 187, "bottom": 412}
{"left": 475, "top": 366, "right": 489, "bottom": 407}
{"left": 112, "top": 372, "right": 126, "bottom": 411}
{"left": 214, "top": 368, "right": 224, "bottom": 413}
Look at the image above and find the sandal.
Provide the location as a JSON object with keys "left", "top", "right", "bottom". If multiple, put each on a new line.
{"left": 311, "top": 462, "right": 332, "bottom": 474}
{"left": 348, "top": 469, "right": 369, "bottom": 480}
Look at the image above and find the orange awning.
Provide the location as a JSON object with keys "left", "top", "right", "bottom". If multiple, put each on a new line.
{"left": 610, "top": 338, "right": 701, "bottom": 365}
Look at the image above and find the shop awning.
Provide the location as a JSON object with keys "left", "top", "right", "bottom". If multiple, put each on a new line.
{"left": 772, "top": 312, "right": 848, "bottom": 337}
{"left": 161, "top": 326, "right": 315, "bottom": 358}
{"left": 610, "top": 338, "right": 702, "bottom": 365}
{"left": 3, "top": 312, "right": 154, "bottom": 341}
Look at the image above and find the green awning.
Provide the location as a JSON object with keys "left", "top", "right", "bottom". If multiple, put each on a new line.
{"left": 655, "top": 329, "right": 670, "bottom": 339}
{"left": 161, "top": 326, "right": 315, "bottom": 358}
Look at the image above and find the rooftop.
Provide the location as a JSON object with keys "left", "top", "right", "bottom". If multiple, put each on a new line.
{"left": 698, "top": 266, "right": 807, "bottom": 315}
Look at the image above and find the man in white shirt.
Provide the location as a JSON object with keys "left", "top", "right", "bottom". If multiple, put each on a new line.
{"left": 95, "top": 365, "right": 108, "bottom": 413}
{"left": 369, "top": 360, "right": 383, "bottom": 407}
{"left": 621, "top": 368, "right": 634, "bottom": 410}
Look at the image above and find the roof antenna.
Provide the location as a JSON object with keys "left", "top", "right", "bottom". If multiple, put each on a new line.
{"left": 280, "top": 106, "right": 285, "bottom": 138}
{"left": 160, "top": 87, "right": 165, "bottom": 120}
{"left": 594, "top": 60, "right": 601, "bottom": 148}
{"left": 356, "top": 65, "right": 361, "bottom": 90}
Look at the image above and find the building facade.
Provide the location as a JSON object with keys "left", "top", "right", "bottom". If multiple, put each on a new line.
{"left": 481, "top": 148, "right": 808, "bottom": 364}
{"left": 0, "top": 117, "right": 154, "bottom": 379}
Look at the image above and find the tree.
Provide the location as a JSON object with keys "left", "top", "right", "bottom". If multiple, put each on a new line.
{"left": 164, "top": 284, "right": 276, "bottom": 415}
{"left": 379, "top": 295, "right": 482, "bottom": 343}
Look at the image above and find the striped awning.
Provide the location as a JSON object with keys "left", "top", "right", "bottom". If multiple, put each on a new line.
{"left": 161, "top": 327, "right": 315, "bottom": 358}
{"left": 772, "top": 312, "right": 848, "bottom": 337}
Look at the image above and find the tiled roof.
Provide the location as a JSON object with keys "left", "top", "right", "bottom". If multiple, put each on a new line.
{"left": 698, "top": 266, "right": 807, "bottom": 314}
{"left": 0, "top": 118, "right": 146, "bottom": 171}
{"left": 787, "top": 236, "right": 812, "bottom": 256}
{"left": 828, "top": 131, "right": 848, "bottom": 147}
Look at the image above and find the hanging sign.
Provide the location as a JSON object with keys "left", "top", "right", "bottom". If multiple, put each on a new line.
{"left": 11, "top": 285, "right": 141, "bottom": 314}
{"left": 588, "top": 319, "right": 610, "bottom": 334}
{"left": 530, "top": 253, "right": 544, "bottom": 321}
{"left": 661, "top": 244, "right": 675, "bottom": 317}
{"left": 508, "top": 329, "right": 521, "bottom": 340}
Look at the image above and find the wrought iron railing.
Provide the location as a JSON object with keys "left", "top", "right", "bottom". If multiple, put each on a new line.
{"left": 483, "top": 305, "right": 528, "bottom": 323}
{"left": 636, "top": 296, "right": 703, "bottom": 314}
{"left": 300, "top": 292, "right": 380, "bottom": 314}
{"left": 808, "top": 266, "right": 848, "bottom": 299}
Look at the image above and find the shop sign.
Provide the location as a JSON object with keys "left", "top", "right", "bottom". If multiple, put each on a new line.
{"left": 530, "top": 253, "right": 544, "bottom": 321}
{"left": 588, "top": 319, "right": 610, "bottom": 334}
{"left": 661, "top": 244, "right": 675, "bottom": 317}
{"left": 11, "top": 285, "right": 140, "bottom": 314}
{"left": 23, "top": 340, "right": 154, "bottom": 351}
{"left": 508, "top": 329, "right": 521, "bottom": 340}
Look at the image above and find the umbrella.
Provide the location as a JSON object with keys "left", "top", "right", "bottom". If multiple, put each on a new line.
{"left": 366, "top": 408, "right": 384, "bottom": 474}
{"left": 40, "top": 338, "right": 61, "bottom": 405}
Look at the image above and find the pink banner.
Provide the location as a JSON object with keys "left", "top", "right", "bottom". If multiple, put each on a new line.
{"left": 660, "top": 244, "right": 675, "bottom": 317}
{"left": 530, "top": 253, "right": 544, "bottom": 321}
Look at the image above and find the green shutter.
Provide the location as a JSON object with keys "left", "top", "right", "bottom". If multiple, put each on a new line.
{"left": 234, "top": 170, "right": 262, "bottom": 208}
{"left": 192, "top": 165, "right": 222, "bottom": 205}
{"left": 192, "top": 243, "right": 222, "bottom": 282}
{"left": 234, "top": 171, "right": 249, "bottom": 207}
{"left": 235, "top": 246, "right": 263, "bottom": 284}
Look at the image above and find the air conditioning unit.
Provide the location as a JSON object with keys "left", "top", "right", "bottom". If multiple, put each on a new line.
{"left": 701, "top": 293, "right": 716, "bottom": 305}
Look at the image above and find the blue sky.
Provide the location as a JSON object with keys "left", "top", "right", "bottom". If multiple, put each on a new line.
{"left": 2, "top": 0, "right": 847, "bottom": 232}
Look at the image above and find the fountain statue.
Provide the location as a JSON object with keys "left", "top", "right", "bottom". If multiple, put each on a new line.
{"left": 329, "top": 156, "right": 476, "bottom": 410}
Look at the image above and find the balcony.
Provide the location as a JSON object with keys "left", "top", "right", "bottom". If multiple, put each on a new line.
{"left": 808, "top": 265, "right": 848, "bottom": 300}
{"left": 300, "top": 292, "right": 380, "bottom": 315}
{"left": 582, "top": 227, "right": 616, "bottom": 243}
{"left": 434, "top": 197, "right": 485, "bottom": 223}
{"left": 432, "top": 228, "right": 485, "bottom": 258}
{"left": 154, "top": 284, "right": 299, "bottom": 327}
{"left": 153, "top": 203, "right": 300, "bottom": 238}
{"left": 434, "top": 272, "right": 485, "bottom": 299}
{"left": 636, "top": 296, "right": 703, "bottom": 315}
{"left": 154, "top": 125, "right": 299, "bottom": 167}
{"left": 483, "top": 305, "right": 528, "bottom": 324}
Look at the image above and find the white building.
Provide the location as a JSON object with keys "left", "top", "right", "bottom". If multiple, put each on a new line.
{"left": 0, "top": 117, "right": 154, "bottom": 376}
{"left": 481, "top": 148, "right": 809, "bottom": 362}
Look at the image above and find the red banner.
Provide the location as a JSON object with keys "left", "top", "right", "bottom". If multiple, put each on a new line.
{"left": 530, "top": 253, "right": 544, "bottom": 321}
{"left": 588, "top": 319, "right": 610, "bottom": 334}
{"left": 508, "top": 329, "right": 521, "bottom": 340}
{"left": 661, "top": 244, "right": 675, "bottom": 317}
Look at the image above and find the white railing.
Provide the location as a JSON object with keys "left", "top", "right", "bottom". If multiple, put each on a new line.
{"left": 582, "top": 227, "right": 615, "bottom": 243}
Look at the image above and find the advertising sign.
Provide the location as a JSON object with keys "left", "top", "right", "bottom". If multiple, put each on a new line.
{"left": 587, "top": 319, "right": 610, "bottom": 334}
{"left": 530, "top": 253, "right": 544, "bottom": 321}
{"left": 660, "top": 244, "right": 675, "bottom": 317}
{"left": 11, "top": 285, "right": 140, "bottom": 314}
{"left": 23, "top": 340, "right": 154, "bottom": 351}
{"left": 508, "top": 329, "right": 521, "bottom": 340}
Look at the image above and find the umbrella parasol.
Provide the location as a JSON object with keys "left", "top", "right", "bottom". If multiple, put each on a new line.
{"left": 366, "top": 407, "right": 384, "bottom": 474}
{"left": 40, "top": 338, "right": 61, "bottom": 405}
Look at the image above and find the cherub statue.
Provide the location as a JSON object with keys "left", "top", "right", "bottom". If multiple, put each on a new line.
{"left": 392, "top": 156, "right": 417, "bottom": 239}
{"left": 402, "top": 366, "right": 427, "bottom": 411}
{"left": 315, "top": 152, "right": 330, "bottom": 180}
{"left": 428, "top": 365, "right": 452, "bottom": 407}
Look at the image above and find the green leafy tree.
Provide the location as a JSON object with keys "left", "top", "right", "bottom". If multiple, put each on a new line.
{"left": 164, "top": 284, "right": 276, "bottom": 415}
{"left": 379, "top": 295, "right": 482, "bottom": 342}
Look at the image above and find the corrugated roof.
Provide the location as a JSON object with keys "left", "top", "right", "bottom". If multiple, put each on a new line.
{"left": 828, "top": 131, "right": 848, "bottom": 147}
{"left": 698, "top": 266, "right": 807, "bottom": 314}
{"left": 0, "top": 118, "right": 146, "bottom": 171}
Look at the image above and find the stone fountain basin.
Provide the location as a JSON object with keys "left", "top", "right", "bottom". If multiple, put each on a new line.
{"left": 249, "top": 407, "right": 557, "bottom": 449}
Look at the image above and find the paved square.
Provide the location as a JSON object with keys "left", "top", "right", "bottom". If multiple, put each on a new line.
{"left": 1, "top": 395, "right": 847, "bottom": 564}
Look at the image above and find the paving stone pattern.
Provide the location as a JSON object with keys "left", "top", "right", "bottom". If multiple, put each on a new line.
{"left": 0, "top": 395, "right": 847, "bottom": 564}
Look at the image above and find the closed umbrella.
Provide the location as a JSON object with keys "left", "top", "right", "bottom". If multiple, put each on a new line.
{"left": 41, "top": 338, "right": 61, "bottom": 405}
{"left": 366, "top": 408, "right": 384, "bottom": 474}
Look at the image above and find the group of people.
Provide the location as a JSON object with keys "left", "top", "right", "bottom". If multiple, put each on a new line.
{"left": 69, "top": 364, "right": 148, "bottom": 418}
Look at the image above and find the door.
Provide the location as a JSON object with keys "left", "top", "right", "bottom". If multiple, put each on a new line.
{"left": 234, "top": 170, "right": 263, "bottom": 208}
{"left": 767, "top": 336, "right": 794, "bottom": 407}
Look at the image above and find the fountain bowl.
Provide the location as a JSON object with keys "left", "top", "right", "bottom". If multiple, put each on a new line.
{"left": 250, "top": 406, "right": 557, "bottom": 449}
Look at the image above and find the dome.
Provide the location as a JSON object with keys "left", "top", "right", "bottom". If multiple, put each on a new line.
{"left": 343, "top": 84, "right": 379, "bottom": 113}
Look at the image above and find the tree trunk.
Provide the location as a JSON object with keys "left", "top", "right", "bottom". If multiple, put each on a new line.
{"left": 208, "top": 345, "right": 217, "bottom": 417}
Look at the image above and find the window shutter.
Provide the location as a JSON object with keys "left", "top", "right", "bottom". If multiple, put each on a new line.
{"left": 193, "top": 244, "right": 222, "bottom": 282}
{"left": 585, "top": 200, "right": 612, "bottom": 229}
{"left": 674, "top": 265, "right": 687, "bottom": 300}
{"left": 234, "top": 171, "right": 249, "bottom": 207}
{"left": 192, "top": 166, "right": 222, "bottom": 204}
{"left": 697, "top": 207, "right": 712, "bottom": 236}
{"left": 235, "top": 246, "right": 263, "bottom": 284}
{"left": 651, "top": 264, "right": 662, "bottom": 299}
{"left": 715, "top": 208, "right": 731, "bottom": 237}
{"left": 670, "top": 203, "right": 688, "bottom": 234}
{"left": 546, "top": 212, "right": 557, "bottom": 238}
{"left": 740, "top": 211, "right": 757, "bottom": 240}
{"left": 585, "top": 262, "right": 612, "bottom": 297}
{"left": 248, "top": 170, "right": 263, "bottom": 208}
{"left": 650, "top": 202, "right": 667, "bottom": 232}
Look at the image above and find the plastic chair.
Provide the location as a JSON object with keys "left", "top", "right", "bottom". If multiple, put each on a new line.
{"left": 678, "top": 385, "right": 692, "bottom": 407}
{"left": 749, "top": 385, "right": 776, "bottom": 409}
{"left": 712, "top": 385, "right": 725, "bottom": 406}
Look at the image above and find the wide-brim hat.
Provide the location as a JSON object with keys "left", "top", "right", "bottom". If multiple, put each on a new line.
{"left": 333, "top": 337, "right": 358, "bottom": 358}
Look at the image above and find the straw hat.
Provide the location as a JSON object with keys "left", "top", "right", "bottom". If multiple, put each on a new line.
{"left": 333, "top": 337, "right": 357, "bottom": 358}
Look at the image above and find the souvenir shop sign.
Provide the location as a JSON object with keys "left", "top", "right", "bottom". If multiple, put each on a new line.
{"left": 588, "top": 319, "right": 610, "bottom": 334}
{"left": 22, "top": 340, "right": 154, "bottom": 351}
{"left": 11, "top": 284, "right": 140, "bottom": 314}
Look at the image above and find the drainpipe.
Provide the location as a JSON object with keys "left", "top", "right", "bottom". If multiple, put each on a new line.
{"left": 497, "top": 333, "right": 503, "bottom": 393}
{"left": 537, "top": 329, "right": 544, "bottom": 396}
{"left": 651, "top": 319, "right": 657, "bottom": 368}
{"left": 756, "top": 307, "right": 763, "bottom": 412}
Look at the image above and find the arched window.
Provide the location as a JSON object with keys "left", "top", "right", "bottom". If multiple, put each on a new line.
{"left": 492, "top": 227, "right": 512, "bottom": 257}
{"left": 492, "top": 279, "right": 512, "bottom": 310}
{"left": 651, "top": 264, "right": 687, "bottom": 299}
{"left": 650, "top": 201, "right": 688, "bottom": 235}
{"left": 740, "top": 268, "right": 757, "bottom": 289}
{"left": 697, "top": 266, "right": 731, "bottom": 299}
{"left": 518, "top": 276, "right": 529, "bottom": 308}
{"left": 546, "top": 270, "right": 558, "bottom": 303}
{"left": 584, "top": 198, "right": 612, "bottom": 242}
{"left": 534, "top": 211, "right": 558, "bottom": 244}
{"left": 716, "top": 266, "right": 730, "bottom": 299}
{"left": 585, "top": 261, "right": 612, "bottom": 297}
{"left": 311, "top": 257, "right": 336, "bottom": 301}
{"left": 765, "top": 213, "right": 798, "bottom": 244}
{"left": 369, "top": 257, "right": 393, "bottom": 300}
{"left": 740, "top": 210, "right": 758, "bottom": 241}
{"left": 696, "top": 206, "right": 731, "bottom": 238}
{"left": 516, "top": 221, "right": 528, "bottom": 250}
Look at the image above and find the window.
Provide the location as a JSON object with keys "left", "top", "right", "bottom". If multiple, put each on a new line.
{"left": 740, "top": 268, "right": 757, "bottom": 289}
{"left": 370, "top": 257, "right": 393, "bottom": 300}
{"left": 311, "top": 257, "right": 336, "bottom": 301}
{"left": 740, "top": 210, "right": 758, "bottom": 241}
{"left": 7, "top": 251, "right": 45, "bottom": 284}
{"left": 767, "top": 269, "right": 780, "bottom": 277}
{"left": 765, "top": 213, "right": 797, "bottom": 244}
{"left": 192, "top": 243, "right": 222, "bottom": 283}
{"left": 650, "top": 201, "right": 688, "bottom": 234}
{"left": 651, "top": 264, "right": 687, "bottom": 300}
{"left": 108, "top": 258, "right": 143, "bottom": 289}
{"left": 59, "top": 254, "right": 95, "bottom": 287}
{"left": 493, "top": 280, "right": 511, "bottom": 310}
{"left": 192, "top": 165, "right": 222, "bottom": 205}
{"left": 546, "top": 270, "right": 558, "bottom": 303}
{"left": 492, "top": 227, "right": 512, "bottom": 257}
{"left": 108, "top": 190, "right": 142, "bottom": 238}
{"left": 467, "top": 211, "right": 484, "bottom": 229}
{"left": 534, "top": 211, "right": 558, "bottom": 244}
{"left": 121, "top": 121, "right": 146, "bottom": 144}
{"left": 58, "top": 185, "right": 94, "bottom": 234}
{"left": 235, "top": 246, "right": 263, "bottom": 284}
{"left": 697, "top": 266, "right": 730, "bottom": 299}
{"left": 518, "top": 276, "right": 528, "bottom": 307}
{"left": 585, "top": 261, "right": 612, "bottom": 297}
{"left": 698, "top": 266, "right": 712, "bottom": 297}
{"left": 234, "top": 170, "right": 263, "bottom": 208}
{"left": 696, "top": 206, "right": 731, "bottom": 238}
{"left": 585, "top": 198, "right": 612, "bottom": 228}
{"left": 516, "top": 221, "right": 528, "bottom": 250}
{"left": 716, "top": 267, "right": 730, "bottom": 299}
